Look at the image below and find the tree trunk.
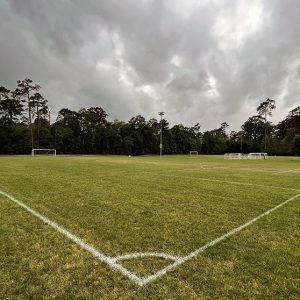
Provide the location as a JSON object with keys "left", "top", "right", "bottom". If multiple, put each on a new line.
{"left": 264, "top": 110, "right": 267, "bottom": 152}
{"left": 28, "top": 92, "right": 34, "bottom": 149}
{"left": 37, "top": 104, "right": 40, "bottom": 148}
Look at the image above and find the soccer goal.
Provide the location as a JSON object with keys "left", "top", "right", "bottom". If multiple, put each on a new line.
{"left": 248, "top": 153, "right": 268, "bottom": 160}
{"left": 188, "top": 151, "right": 198, "bottom": 156}
{"left": 224, "top": 153, "right": 242, "bottom": 159}
{"left": 31, "top": 149, "right": 57, "bottom": 156}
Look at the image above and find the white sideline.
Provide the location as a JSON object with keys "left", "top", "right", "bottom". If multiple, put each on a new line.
{"left": 1, "top": 190, "right": 300, "bottom": 286}
{"left": 146, "top": 172, "right": 300, "bottom": 192}
{"left": 183, "top": 166, "right": 275, "bottom": 173}
{"left": 139, "top": 192, "right": 300, "bottom": 285}
{"left": 0, "top": 190, "right": 142, "bottom": 285}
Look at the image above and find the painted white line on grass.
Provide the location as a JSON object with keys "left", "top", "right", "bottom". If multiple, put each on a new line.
{"left": 1, "top": 190, "right": 300, "bottom": 286}
{"left": 176, "top": 166, "right": 274, "bottom": 174}
{"left": 0, "top": 190, "right": 143, "bottom": 286}
{"left": 184, "top": 166, "right": 276, "bottom": 173}
{"left": 272, "top": 169, "right": 300, "bottom": 175}
{"left": 145, "top": 172, "right": 300, "bottom": 192}
{"left": 113, "top": 252, "right": 180, "bottom": 262}
{"left": 139, "top": 192, "right": 300, "bottom": 285}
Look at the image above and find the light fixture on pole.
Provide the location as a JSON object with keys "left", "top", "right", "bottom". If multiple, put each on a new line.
{"left": 158, "top": 112, "right": 165, "bottom": 157}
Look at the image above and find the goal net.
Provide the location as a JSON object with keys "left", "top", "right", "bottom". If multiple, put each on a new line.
{"left": 188, "top": 151, "right": 198, "bottom": 155}
{"left": 31, "top": 149, "right": 57, "bottom": 156}
{"left": 248, "top": 153, "right": 268, "bottom": 160}
{"left": 224, "top": 152, "right": 268, "bottom": 160}
{"left": 224, "top": 153, "right": 242, "bottom": 159}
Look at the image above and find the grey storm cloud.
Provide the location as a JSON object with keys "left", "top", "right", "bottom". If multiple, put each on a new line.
{"left": 0, "top": 0, "right": 300, "bottom": 130}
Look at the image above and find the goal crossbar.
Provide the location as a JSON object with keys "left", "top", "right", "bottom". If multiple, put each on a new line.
{"left": 248, "top": 153, "right": 268, "bottom": 160}
{"left": 188, "top": 151, "right": 198, "bottom": 155}
{"left": 224, "top": 152, "right": 268, "bottom": 160}
{"left": 31, "top": 149, "right": 57, "bottom": 156}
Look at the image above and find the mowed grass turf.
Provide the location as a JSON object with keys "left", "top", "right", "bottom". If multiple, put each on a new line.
{"left": 0, "top": 155, "right": 300, "bottom": 299}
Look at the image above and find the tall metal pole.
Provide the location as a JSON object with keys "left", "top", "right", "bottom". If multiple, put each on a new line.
{"left": 159, "top": 112, "right": 165, "bottom": 157}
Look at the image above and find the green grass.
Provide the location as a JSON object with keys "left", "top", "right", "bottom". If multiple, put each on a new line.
{"left": 0, "top": 155, "right": 300, "bottom": 299}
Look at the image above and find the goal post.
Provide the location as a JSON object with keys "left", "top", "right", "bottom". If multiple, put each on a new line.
{"left": 188, "top": 151, "right": 198, "bottom": 155}
{"left": 224, "top": 153, "right": 242, "bottom": 159}
{"left": 31, "top": 149, "right": 57, "bottom": 156}
{"left": 224, "top": 152, "right": 268, "bottom": 160}
{"left": 248, "top": 153, "right": 268, "bottom": 160}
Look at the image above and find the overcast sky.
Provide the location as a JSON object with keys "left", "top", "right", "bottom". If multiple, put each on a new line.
{"left": 0, "top": 0, "right": 299, "bottom": 130}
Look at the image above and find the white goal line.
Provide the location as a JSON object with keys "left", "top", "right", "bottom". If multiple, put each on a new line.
{"left": 1, "top": 190, "right": 300, "bottom": 286}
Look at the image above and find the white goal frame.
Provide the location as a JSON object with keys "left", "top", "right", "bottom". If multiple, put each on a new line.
{"left": 188, "top": 151, "right": 198, "bottom": 155}
{"left": 224, "top": 153, "right": 242, "bottom": 159}
{"left": 31, "top": 149, "right": 57, "bottom": 156}
{"left": 224, "top": 152, "right": 268, "bottom": 160}
{"left": 248, "top": 153, "right": 268, "bottom": 160}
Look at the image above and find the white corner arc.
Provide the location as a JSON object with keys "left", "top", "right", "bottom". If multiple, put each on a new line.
{"left": 1, "top": 190, "right": 299, "bottom": 286}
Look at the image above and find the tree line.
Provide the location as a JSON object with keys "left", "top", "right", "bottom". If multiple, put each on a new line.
{"left": 0, "top": 78, "right": 299, "bottom": 155}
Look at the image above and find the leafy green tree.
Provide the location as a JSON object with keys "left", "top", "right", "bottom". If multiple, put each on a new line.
{"left": 14, "top": 79, "right": 41, "bottom": 149}
{"left": 201, "top": 123, "right": 230, "bottom": 154}
{"left": 55, "top": 108, "right": 83, "bottom": 153}
{"left": 277, "top": 106, "right": 300, "bottom": 136}
{"left": 2, "top": 80, "right": 300, "bottom": 157}
{"left": 82, "top": 107, "right": 108, "bottom": 153}
{"left": 242, "top": 115, "right": 267, "bottom": 152}
{"left": 220, "top": 122, "right": 229, "bottom": 136}
{"left": 127, "top": 115, "right": 147, "bottom": 155}
{"left": 257, "top": 98, "right": 276, "bottom": 152}
{"left": 276, "top": 106, "right": 300, "bottom": 155}
{"left": 0, "top": 117, "right": 30, "bottom": 154}
{"left": 31, "top": 92, "right": 48, "bottom": 147}
{"left": 291, "top": 135, "right": 300, "bottom": 155}
{"left": 0, "top": 86, "right": 23, "bottom": 120}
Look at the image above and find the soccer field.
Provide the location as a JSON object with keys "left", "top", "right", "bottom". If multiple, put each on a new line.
{"left": 1, "top": 155, "right": 300, "bottom": 299}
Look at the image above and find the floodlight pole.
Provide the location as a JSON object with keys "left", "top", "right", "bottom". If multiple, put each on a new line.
{"left": 159, "top": 112, "right": 165, "bottom": 157}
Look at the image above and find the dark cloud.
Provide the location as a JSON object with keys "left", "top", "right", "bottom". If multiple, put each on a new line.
{"left": 0, "top": 0, "right": 299, "bottom": 130}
